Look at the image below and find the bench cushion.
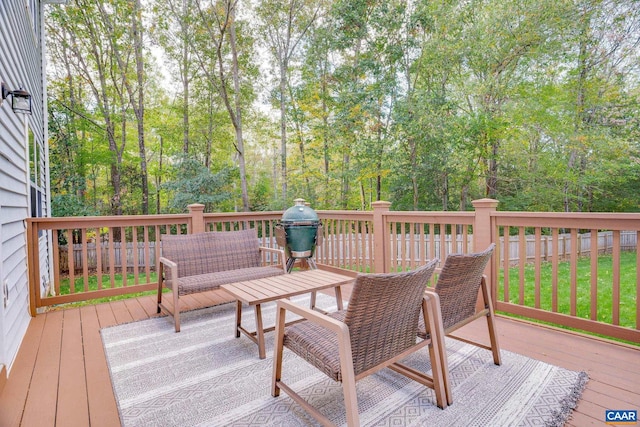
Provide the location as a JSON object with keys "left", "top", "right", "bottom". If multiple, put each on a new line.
{"left": 173, "top": 266, "right": 285, "bottom": 295}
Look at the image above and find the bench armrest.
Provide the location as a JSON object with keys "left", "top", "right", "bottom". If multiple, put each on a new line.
{"left": 158, "top": 256, "right": 179, "bottom": 291}
{"left": 159, "top": 256, "right": 177, "bottom": 270}
{"left": 259, "top": 246, "right": 287, "bottom": 272}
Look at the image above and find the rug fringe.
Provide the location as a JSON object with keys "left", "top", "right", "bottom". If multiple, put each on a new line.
{"left": 545, "top": 371, "right": 589, "bottom": 427}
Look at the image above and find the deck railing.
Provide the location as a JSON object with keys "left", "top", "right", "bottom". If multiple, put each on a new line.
{"left": 26, "top": 199, "right": 639, "bottom": 343}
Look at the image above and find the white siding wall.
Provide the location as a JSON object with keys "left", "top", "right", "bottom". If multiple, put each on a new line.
{"left": 0, "top": 0, "right": 48, "bottom": 373}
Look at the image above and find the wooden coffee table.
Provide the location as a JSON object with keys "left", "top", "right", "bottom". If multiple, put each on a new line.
{"left": 221, "top": 269, "right": 355, "bottom": 359}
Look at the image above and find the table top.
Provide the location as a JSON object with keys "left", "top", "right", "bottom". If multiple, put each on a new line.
{"left": 220, "top": 269, "right": 355, "bottom": 305}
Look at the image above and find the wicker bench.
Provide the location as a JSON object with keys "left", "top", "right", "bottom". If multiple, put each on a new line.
{"left": 157, "top": 228, "right": 286, "bottom": 332}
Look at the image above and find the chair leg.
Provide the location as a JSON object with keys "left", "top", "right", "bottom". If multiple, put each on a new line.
{"left": 342, "top": 373, "right": 360, "bottom": 427}
{"left": 422, "top": 296, "right": 451, "bottom": 408}
{"left": 157, "top": 265, "right": 164, "bottom": 313}
{"left": 481, "top": 277, "right": 501, "bottom": 365}
{"left": 173, "top": 290, "right": 181, "bottom": 333}
{"left": 338, "top": 335, "right": 359, "bottom": 427}
{"left": 271, "top": 306, "right": 287, "bottom": 397}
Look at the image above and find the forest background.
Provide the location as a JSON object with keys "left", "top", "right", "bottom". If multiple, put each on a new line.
{"left": 45, "top": 0, "right": 640, "bottom": 217}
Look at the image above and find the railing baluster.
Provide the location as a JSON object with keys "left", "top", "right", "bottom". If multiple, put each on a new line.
{"left": 439, "top": 223, "right": 446, "bottom": 261}
{"left": 144, "top": 226, "right": 151, "bottom": 283}
{"left": 391, "top": 222, "right": 398, "bottom": 272}
{"left": 401, "top": 222, "right": 407, "bottom": 271}
{"left": 552, "top": 228, "right": 559, "bottom": 312}
{"left": 82, "top": 228, "right": 89, "bottom": 292}
{"left": 503, "top": 227, "right": 510, "bottom": 303}
{"left": 570, "top": 229, "right": 578, "bottom": 317}
{"left": 613, "top": 230, "right": 621, "bottom": 326}
{"left": 535, "top": 227, "right": 541, "bottom": 309}
{"left": 518, "top": 227, "right": 526, "bottom": 305}
{"left": 67, "top": 229, "right": 75, "bottom": 293}
{"left": 590, "top": 229, "right": 599, "bottom": 321}
{"left": 96, "top": 230, "right": 103, "bottom": 290}
{"left": 121, "top": 226, "right": 127, "bottom": 287}
{"left": 53, "top": 229, "right": 60, "bottom": 295}
{"left": 133, "top": 226, "right": 139, "bottom": 285}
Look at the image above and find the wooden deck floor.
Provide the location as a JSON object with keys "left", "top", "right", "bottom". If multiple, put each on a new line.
{"left": 1, "top": 287, "right": 638, "bottom": 427}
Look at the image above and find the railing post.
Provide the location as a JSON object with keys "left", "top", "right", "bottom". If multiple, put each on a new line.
{"left": 472, "top": 198, "right": 498, "bottom": 250}
{"left": 372, "top": 201, "right": 391, "bottom": 273}
{"left": 188, "top": 204, "right": 206, "bottom": 234}
{"left": 26, "top": 219, "right": 39, "bottom": 317}
{"left": 472, "top": 198, "right": 499, "bottom": 307}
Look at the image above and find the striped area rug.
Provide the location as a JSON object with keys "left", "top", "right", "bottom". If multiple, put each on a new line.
{"left": 101, "top": 295, "right": 588, "bottom": 427}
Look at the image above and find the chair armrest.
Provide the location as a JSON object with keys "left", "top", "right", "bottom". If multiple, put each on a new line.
{"left": 272, "top": 299, "right": 355, "bottom": 402}
{"left": 423, "top": 290, "right": 442, "bottom": 318}
{"left": 423, "top": 289, "right": 441, "bottom": 314}
{"left": 276, "top": 299, "right": 349, "bottom": 336}
{"left": 259, "top": 246, "right": 287, "bottom": 272}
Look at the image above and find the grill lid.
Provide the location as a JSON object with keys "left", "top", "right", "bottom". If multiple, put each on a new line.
{"left": 281, "top": 198, "right": 319, "bottom": 224}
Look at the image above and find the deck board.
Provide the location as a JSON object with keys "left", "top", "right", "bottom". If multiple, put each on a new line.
{"left": 56, "top": 308, "right": 89, "bottom": 427}
{"left": 80, "top": 305, "right": 120, "bottom": 427}
{"left": 0, "top": 314, "right": 46, "bottom": 426}
{"left": 20, "top": 310, "right": 63, "bottom": 427}
{"left": 475, "top": 319, "right": 640, "bottom": 393}
{"left": 110, "top": 300, "right": 135, "bottom": 325}
{"left": 136, "top": 294, "right": 160, "bottom": 317}
{"left": 123, "top": 297, "right": 151, "bottom": 321}
{"left": 1, "top": 287, "right": 638, "bottom": 426}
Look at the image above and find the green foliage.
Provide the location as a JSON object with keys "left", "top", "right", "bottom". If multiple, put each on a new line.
{"left": 162, "top": 155, "right": 237, "bottom": 213}
{"left": 52, "top": 194, "right": 100, "bottom": 218}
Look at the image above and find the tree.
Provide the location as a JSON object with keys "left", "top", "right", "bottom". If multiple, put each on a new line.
{"left": 49, "top": 1, "right": 128, "bottom": 215}
{"left": 561, "top": 0, "right": 640, "bottom": 211}
{"left": 256, "top": 0, "right": 324, "bottom": 207}
{"left": 96, "top": 0, "right": 150, "bottom": 214}
{"left": 193, "top": 0, "right": 255, "bottom": 211}
{"left": 162, "top": 155, "right": 236, "bottom": 212}
{"left": 152, "top": 0, "right": 198, "bottom": 154}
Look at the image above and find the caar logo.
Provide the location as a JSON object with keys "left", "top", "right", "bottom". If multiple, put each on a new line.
{"left": 606, "top": 410, "right": 637, "bottom": 425}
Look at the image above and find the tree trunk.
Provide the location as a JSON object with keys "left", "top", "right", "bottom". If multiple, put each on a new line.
{"left": 156, "top": 136, "right": 163, "bottom": 214}
{"left": 133, "top": 0, "right": 149, "bottom": 214}
{"left": 280, "top": 59, "right": 288, "bottom": 206}
{"left": 227, "top": 4, "right": 250, "bottom": 211}
{"left": 182, "top": 0, "right": 190, "bottom": 154}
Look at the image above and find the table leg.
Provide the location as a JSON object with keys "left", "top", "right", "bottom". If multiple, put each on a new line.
{"left": 335, "top": 286, "right": 344, "bottom": 310}
{"left": 254, "top": 304, "right": 266, "bottom": 359}
{"left": 235, "top": 300, "right": 242, "bottom": 338}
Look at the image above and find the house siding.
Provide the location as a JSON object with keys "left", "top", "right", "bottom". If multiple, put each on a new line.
{"left": 0, "top": 0, "right": 49, "bottom": 375}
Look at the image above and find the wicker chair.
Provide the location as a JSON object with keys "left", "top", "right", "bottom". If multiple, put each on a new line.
{"left": 417, "top": 243, "right": 501, "bottom": 404}
{"left": 271, "top": 259, "right": 448, "bottom": 427}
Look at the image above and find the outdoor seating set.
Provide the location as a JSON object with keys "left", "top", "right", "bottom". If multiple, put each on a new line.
{"left": 157, "top": 229, "right": 501, "bottom": 427}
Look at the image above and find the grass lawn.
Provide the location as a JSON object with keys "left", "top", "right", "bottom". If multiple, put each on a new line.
{"left": 54, "top": 272, "right": 162, "bottom": 308}
{"left": 498, "top": 252, "right": 637, "bottom": 330}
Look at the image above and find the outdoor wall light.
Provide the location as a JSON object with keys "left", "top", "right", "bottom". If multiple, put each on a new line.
{"left": 1, "top": 81, "right": 33, "bottom": 115}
